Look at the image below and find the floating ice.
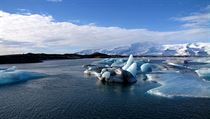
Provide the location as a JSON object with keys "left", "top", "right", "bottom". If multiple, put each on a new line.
{"left": 196, "top": 68, "right": 210, "bottom": 81}
{"left": 84, "top": 54, "right": 137, "bottom": 83}
{"left": 126, "top": 63, "right": 137, "bottom": 77}
{"left": 147, "top": 71, "right": 210, "bottom": 98}
{"left": 122, "top": 54, "right": 134, "bottom": 70}
{"left": 0, "top": 70, "right": 47, "bottom": 85}
{"left": 92, "top": 58, "right": 116, "bottom": 66}
{"left": 140, "top": 63, "right": 152, "bottom": 73}
{"left": 101, "top": 71, "right": 111, "bottom": 81}
{"left": 111, "top": 59, "right": 126, "bottom": 67}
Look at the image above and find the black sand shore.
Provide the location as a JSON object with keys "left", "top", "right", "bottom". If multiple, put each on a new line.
{"left": 0, "top": 53, "right": 208, "bottom": 64}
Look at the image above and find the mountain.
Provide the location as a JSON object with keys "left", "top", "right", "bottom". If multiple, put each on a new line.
{"left": 78, "top": 42, "right": 210, "bottom": 56}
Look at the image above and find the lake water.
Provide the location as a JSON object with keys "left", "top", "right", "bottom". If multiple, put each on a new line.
{"left": 0, "top": 59, "right": 210, "bottom": 119}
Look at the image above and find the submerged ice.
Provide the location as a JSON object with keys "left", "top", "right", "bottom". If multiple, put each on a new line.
{"left": 0, "top": 66, "right": 47, "bottom": 85}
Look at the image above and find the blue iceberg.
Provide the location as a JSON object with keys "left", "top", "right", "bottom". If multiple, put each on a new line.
{"left": 0, "top": 67, "right": 47, "bottom": 85}
{"left": 140, "top": 63, "right": 152, "bottom": 73}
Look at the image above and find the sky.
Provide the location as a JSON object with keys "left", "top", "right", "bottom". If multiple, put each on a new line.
{"left": 0, "top": 0, "right": 209, "bottom": 55}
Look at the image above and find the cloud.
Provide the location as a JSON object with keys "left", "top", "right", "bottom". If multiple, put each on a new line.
{"left": 174, "top": 5, "right": 210, "bottom": 28}
{"left": 0, "top": 5, "right": 209, "bottom": 55}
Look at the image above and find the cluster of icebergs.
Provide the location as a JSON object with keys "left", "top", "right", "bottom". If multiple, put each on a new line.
{"left": 84, "top": 55, "right": 210, "bottom": 98}
{"left": 84, "top": 55, "right": 152, "bottom": 83}
{"left": 0, "top": 66, "right": 47, "bottom": 85}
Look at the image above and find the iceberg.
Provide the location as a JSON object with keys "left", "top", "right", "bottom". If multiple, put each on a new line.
{"left": 147, "top": 71, "right": 210, "bottom": 98}
{"left": 140, "top": 63, "right": 152, "bottom": 73}
{"left": 83, "top": 54, "right": 137, "bottom": 83}
{"left": 122, "top": 54, "right": 134, "bottom": 70}
{"left": 0, "top": 67, "right": 47, "bottom": 85}
{"left": 195, "top": 68, "right": 210, "bottom": 81}
{"left": 126, "top": 63, "right": 137, "bottom": 77}
{"left": 101, "top": 71, "right": 111, "bottom": 81}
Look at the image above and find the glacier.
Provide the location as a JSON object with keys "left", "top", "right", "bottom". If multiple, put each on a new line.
{"left": 78, "top": 42, "right": 210, "bottom": 56}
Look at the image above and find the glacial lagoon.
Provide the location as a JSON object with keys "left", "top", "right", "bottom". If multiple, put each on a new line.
{"left": 0, "top": 58, "right": 210, "bottom": 119}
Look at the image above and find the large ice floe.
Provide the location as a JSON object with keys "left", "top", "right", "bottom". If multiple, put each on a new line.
{"left": 195, "top": 68, "right": 210, "bottom": 81}
{"left": 147, "top": 71, "right": 210, "bottom": 98}
{"left": 83, "top": 55, "right": 210, "bottom": 98}
{"left": 0, "top": 66, "right": 47, "bottom": 85}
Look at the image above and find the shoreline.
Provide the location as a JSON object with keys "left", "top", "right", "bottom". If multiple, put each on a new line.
{"left": 0, "top": 53, "right": 209, "bottom": 64}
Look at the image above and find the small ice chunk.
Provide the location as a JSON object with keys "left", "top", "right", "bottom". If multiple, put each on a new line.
{"left": 101, "top": 68, "right": 107, "bottom": 74}
{"left": 101, "top": 71, "right": 111, "bottom": 81}
{"left": 141, "top": 63, "right": 152, "bottom": 73}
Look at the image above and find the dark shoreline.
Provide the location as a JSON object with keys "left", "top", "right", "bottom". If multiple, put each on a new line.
{"left": 0, "top": 53, "right": 209, "bottom": 64}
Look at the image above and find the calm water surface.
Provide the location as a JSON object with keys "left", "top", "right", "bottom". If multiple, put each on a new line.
{"left": 0, "top": 59, "right": 210, "bottom": 119}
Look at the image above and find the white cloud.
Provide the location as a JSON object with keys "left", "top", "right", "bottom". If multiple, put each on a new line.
{"left": 174, "top": 5, "right": 210, "bottom": 28}
{"left": 0, "top": 5, "right": 209, "bottom": 55}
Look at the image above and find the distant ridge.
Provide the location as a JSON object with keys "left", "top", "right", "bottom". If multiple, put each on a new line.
{"left": 78, "top": 42, "right": 210, "bottom": 56}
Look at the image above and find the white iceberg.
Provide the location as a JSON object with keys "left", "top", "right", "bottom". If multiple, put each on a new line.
{"left": 122, "top": 54, "right": 134, "bottom": 70}
{"left": 126, "top": 63, "right": 137, "bottom": 77}
{"left": 84, "top": 54, "right": 137, "bottom": 83}
{"left": 101, "top": 71, "right": 111, "bottom": 81}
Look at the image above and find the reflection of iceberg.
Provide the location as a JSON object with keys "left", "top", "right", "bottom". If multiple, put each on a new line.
{"left": 147, "top": 71, "right": 210, "bottom": 98}
{"left": 196, "top": 68, "right": 210, "bottom": 81}
{"left": 0, "top": 67, "right": 47, "bottom": 85}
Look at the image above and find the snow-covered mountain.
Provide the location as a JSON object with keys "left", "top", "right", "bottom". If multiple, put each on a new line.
{"left": 78, "top": 42, "right": 210, "bottom": 56}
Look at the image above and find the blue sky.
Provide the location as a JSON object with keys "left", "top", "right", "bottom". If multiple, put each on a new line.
{"left": 0, "top": 0, "right": 209, "bottom": 54}
{"left": 0, "top": 0, "right": 209, "bottom": 30}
